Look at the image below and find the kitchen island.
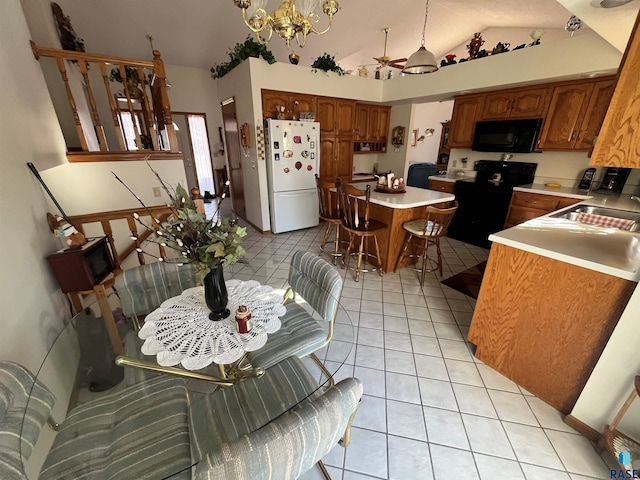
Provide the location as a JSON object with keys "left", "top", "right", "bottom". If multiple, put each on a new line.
{"left": 468, "top": 194, "right": 639, "bottom": 413}
{"left": 342, "top": 183, "right": 455, "bottom": 273}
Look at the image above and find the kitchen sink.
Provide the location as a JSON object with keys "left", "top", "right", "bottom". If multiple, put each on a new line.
{"left": 550, "top": 204, "right": 640, "bottom": 232}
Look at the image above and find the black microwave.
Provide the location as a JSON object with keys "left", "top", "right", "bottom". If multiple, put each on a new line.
{"left": 472, "top": 118, "right": 543, "bottom": 153}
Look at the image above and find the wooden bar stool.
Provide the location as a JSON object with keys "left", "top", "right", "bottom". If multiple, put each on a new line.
{"left": 337, "top": 180, "right": 387, "bottom": 282}
{"left": 316, "top": 175, "right": 343, "bottom": 265}
{"left": 394, "top": 200, "right": 458, "bottom": 286}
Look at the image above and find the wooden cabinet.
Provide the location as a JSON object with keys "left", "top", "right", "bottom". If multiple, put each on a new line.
{"left": 468, "top": 242, "right": 636, "bottom": 413}
{"left": 320, "top": 136, "right": 353, "bottom": 179}
{"left": 537, "top": 78, "right": 615, "bottom": 152}
{"left": 428, "top": 179, "right": 455, "bottom": 193}
{"left": 436, "top": 121, "right": 451, "bottom": 173}
{"left": 449, "top": 94, "right": 484, "bottom": 148}
{"left": 504, "top": 191, "right": 582, "bottom": 228}
{"left": 482, "top": 87, "right": 549, "bottom": 119}
{"left": 591, "top": 13, "right": 640, "bottom": 167}
{"left": 354, "top": 104, "right": 391, "bottom": 143}
{"left": 261, "top": 90, "right": 317, "bottom": 120}
{"left": 318, "top": 98, "right": 356, "bottom": 136}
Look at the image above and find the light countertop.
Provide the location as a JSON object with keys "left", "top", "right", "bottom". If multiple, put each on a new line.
{"left": 352, "top": 182, "right": 455, "bottom": 209}
{"left": 514, "top": 183, "right": 593, "bottom": 199}
{"left": 428, "top": 173, "right": 475, "bottom": 183}
{"left": 490, "top": 194, "right": 640, "bottom": 281}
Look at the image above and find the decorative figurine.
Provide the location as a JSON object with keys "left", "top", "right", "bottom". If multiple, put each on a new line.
{"left": 491, "top": 42, "right": 510, "bottom": 55}
{"left": 235, "top": 305, "right": 253, "bottom": 334}
{"left": 530, "top": 30, "right": 545, "bottom": 46}
{"left": 467, "top": 33, "right": 485, "bottom": 59}
{"left": 440, "top": 54, "right": 457, "bottom": 67}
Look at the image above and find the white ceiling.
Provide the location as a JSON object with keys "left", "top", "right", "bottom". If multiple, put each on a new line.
{"left": 55, "top": 0, "right": 638, "bottom": 72}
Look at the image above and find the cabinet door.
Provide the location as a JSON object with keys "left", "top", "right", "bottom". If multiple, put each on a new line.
{"left": 377, "top": 106, "right": 390, "bottom": 142}
{"left": 537, "top": 83, "right": 593, "bottom": 150}
{"left": 510, "top": 88, "right": 549, "bottom": 118}
{"left": 291, "top": 93, "right": 316, "bottom": 120}
{"left": 262, "top": 90, "right": 290, "bottom": 119}
{"left": 575, "top": 79, "right": 615, "bottom": 151}
{"left": 336, "top": 100, "right": 356, "bottom": 136}
{"left": 354, "top": 104, "right": 369, "bottom": 141}
{"left": 335, "top": 137, "right": 354, "bottom": 179}
{"left": 318, "top": 99, "right": 337, "bottom": 135}
{"left": 449, "top": 95, "right": 484, "bottom": 148}
{"left": 428, "top": 180, "right": 455, "bottom": 193}
{"left": 319, "top": 136, "right": 336, "bottom": 179}
{"left": 368, "top": 107, "right": 380, "bottom": 140}
{"left": 482, "top": 92, "right": 513, "bottom": 119}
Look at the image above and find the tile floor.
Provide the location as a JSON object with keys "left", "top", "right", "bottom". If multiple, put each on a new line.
{"left": 229, "top": 217, "right": 615, "bottom": 480}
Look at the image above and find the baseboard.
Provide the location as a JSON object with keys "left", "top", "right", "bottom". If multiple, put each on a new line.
{"left": 564, "top": 414, "right": 602, "bottom": 443}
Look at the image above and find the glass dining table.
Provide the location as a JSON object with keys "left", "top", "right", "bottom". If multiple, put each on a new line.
{"left": 19, "top": 255, "right": 356, "bottom": 479}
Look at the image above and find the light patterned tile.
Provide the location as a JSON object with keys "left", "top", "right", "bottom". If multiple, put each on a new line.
{"left": 525, "top": 396, "right": 577, "bottom": 433}
{"left": 433, "top": 322, "right": 464, "bottom": 341}
{"left": 352, "top": 394, "right": 386, "bottom": 433}
{"left": 545, "top": 430, "right": 610, "bottom": 478}
{"left": 408, "top": 319, "right": 436, "bottom": 337}
{"left": 414, "top": 354, "right": 449, "bottom": 381}
{"left": 385, "top": 349, "right": 416, "bottom": 375}
{"left": 386, "top": 399, "right": 427, "bottom": 440}
{"left": 474, "top": 454, "right": 525, "bottom": 480}
{"left": 418, "top": 377, "right": 458, "bottom": 411}
{"left": 488, "top": 390, "right": 538, "bottom": 426}
{"left": 430, "top": 444, "right": 480, "bottom": 480}
{"left": 503, "top": 422, "right": 564, "bottom": 470}
{"left": 412, "top": 335, "right": 442, "bottom": 357}
{"left": 357, "top": 327, "right": 385, "bottom": 348}
{"left": 445, "top": 358, "right": 483, "bottom": 386}
{"left": 384, "top": 331, "right": 413, "bottom": 351}
{"left": 387, "top": 435, "right": 434, "bottom": 480}
{"left": 386, "top": 372, "right": 421, "bottom": 404}
{"left": 344, "top": 427, "right": 388, "bottom": 478}
{"left": 521, "top": 464, "right": 571, "bottom": 480}
{"left": 452, "top": 383, "right": 497, "bottom": 418}
{"left": 355, "top": 345, "right": 385, "bottom": 370}
{"left": 439, "top": 339, "right": 474, "bottom": 362}
{"left": 476, "top": 364, "right": 520, "bottom": 393}
{"left": 384, "top": 316, "right": 409, "bottom": 334}
{"left": 424, "top": 406, "right": 469, "bottom": 450}
{"left": 462, "top": 414, "right": 516, "bottom": 459}
{"left": 353, "top": 365, "right": 386, "bottom": 398}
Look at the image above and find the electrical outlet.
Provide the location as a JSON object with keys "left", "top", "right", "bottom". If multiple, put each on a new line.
{"left": 452, "top": 159, "right": 457, "bottom": 167}
{"left": 152, "top": 187, "right": 161, "bottom": 197}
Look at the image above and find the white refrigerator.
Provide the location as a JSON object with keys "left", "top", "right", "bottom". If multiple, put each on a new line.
{"left": 265, "top": 119, "right": 320, "bottom": 234}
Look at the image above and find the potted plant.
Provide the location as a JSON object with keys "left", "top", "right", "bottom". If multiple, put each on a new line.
{"left": 311, "top": 53, "right": 345, "bottom": 76}
{"left": 109, "top": 66, "right": 147, "bottom": 99}
{"left": 210, "top": 35, "right": 276, "bottom": 79}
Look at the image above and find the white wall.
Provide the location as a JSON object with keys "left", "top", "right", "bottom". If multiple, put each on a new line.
{"left": 378, "top": 103, "right": 412, "bottom": 177}
{"left": 406, "top": 101, "right": 454, "bottom": 168}
{"left": 0, "top": 1, "right": 79, "bottom": 475}
{"left": 570, "top": 284, "right": 640, "bottom": 439}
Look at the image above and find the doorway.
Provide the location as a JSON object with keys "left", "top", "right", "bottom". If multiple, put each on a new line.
{"left": 221, "top": 98, "right": 246, "bottom": 220}
{"left": 172, "top": 112, "right": 216, "bottom": 197}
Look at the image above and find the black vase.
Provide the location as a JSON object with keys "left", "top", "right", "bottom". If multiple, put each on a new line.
{"left": 203, "top": 267, "right": 230, "bottom": 320}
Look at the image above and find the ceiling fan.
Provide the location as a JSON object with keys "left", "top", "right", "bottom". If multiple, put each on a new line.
{"left": 368, "top": 27, "right": 407, "bottom": 70}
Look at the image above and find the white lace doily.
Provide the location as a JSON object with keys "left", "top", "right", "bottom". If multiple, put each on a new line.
{"left": 138, "top": 279, "right": 286, "bottom": 370}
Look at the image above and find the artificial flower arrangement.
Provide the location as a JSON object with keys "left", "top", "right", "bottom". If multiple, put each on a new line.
{"left": 113, "top": 163, "right": 247, "bottom": 278}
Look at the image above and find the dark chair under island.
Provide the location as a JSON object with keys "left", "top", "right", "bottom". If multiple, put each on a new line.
{"left": 394, "top": 200, "right": 459, "bottom": 285}
{"left": 337, "top": 180, "right": 387, "bottom": 281}
{"left": 316, "top": 175, "right": 343, "bottom": 265}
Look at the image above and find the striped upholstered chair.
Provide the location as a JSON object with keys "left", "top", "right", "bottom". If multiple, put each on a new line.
{"left": 115, "top": 261, "right": 199, "bottom": 385}
{"left": 247, "top": 250, "right": 344, "bottom": 373}
{"left": 0, "top": 357, "right": 362, "bottom": 480}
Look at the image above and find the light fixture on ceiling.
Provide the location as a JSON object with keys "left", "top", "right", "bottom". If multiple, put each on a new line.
{"left": 233, "top": 0, "right": 340, "bottom": 48}
{"left": 599, "top": 0, "right": 634, "bottom": 7}
{"left": 402, "top": 0, "right": 438, "bottom": 74}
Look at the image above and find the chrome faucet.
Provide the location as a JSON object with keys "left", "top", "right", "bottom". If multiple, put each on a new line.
{"left": 631, "top": 195, "right": 640, "bottom": 204}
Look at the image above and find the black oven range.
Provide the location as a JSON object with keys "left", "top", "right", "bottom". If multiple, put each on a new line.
{"left": 447, "top": 160, "right": 537, "bottom": 249}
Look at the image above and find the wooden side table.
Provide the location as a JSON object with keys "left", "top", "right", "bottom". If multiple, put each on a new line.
{"left": 47, "top": 237, "right": 123, "bottom": 355}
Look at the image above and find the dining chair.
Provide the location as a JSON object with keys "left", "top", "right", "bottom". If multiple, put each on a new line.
{"left": 114, "top": 261, "right": 200, "bottom": 385}
{"left": 316, "top": 174, "right": 343, "bottom": 265}
{"left": 247, "top": 250, "right": 343, "bottom": 377}
{"left": 337, "top": 179, "right": 387, "bottom": 281}
{"left": 394, "top": 200, "right": 459, "bottom": 285}
{"left": 0, "top": 357, "right": 362, "bottom": 480}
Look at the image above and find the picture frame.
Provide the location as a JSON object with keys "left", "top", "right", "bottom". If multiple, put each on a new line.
{"left": 410, "top": 129, "right": 418, "bottom": 147}
{"left": 391, "top": 126, "right": 405, "bottom": 147}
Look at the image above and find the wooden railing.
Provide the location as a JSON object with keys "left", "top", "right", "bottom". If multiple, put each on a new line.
{"left": 30, "top": 42, "right": 179, "bottom": 162}
{"left": 69, "top": 205, "right": 174, "bottom": 268}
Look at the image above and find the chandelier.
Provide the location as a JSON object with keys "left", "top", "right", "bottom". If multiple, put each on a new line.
{"left": 233, "top": 0, "right": 340, "bottom": 48}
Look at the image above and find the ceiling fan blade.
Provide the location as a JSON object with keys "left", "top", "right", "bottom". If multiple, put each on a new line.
{"left": 389, "top": 63, "right": 405, "bottom": 69}
{"left": 391, "top": 58, "right": 407, "bottom": 63}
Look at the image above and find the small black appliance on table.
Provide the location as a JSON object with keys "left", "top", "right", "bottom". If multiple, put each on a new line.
{"left": 447, "top": 160, "right": 537, "bottom": 249}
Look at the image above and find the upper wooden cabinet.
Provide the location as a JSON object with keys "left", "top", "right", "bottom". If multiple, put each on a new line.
{"left": 318, "top": 98, "right": 356, "bottom": 136}
{"left": 482, "top": 87, "right": 549, "bottom": 120}
{"left": 354, "top": 104, "right": 391, "bottom": 142}
{"left": 319, "top": 136, "right": 353, "bottom": 180}
{"left": 449, "top": 94, "right": 484, "bottom": 148}
{"left": 590, "top": 12, "right": 640, "bottom": 167}
{"left": 262, "top": 90, "right": 317, "bottom": 120}
{"left": 537, "top": 78, "right": 615, "bottom": 151}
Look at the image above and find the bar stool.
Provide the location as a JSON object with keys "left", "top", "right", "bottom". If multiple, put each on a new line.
{"left": 316, "top": 175, "right": 343, "bottom": 265}
{"left": 394, "top": 201, "right": 458, "bottom": 286}
{"left": 337, "top": 180, "right": 387, "bottom": 282}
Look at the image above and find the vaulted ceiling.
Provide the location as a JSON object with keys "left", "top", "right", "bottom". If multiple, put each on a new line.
{"left": 54, "top": 0, "right": 638, "bottom": 73}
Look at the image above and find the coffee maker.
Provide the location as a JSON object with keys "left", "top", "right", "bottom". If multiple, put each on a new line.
{"left": 596, "top": 167, "right": 631, "bottom": 194}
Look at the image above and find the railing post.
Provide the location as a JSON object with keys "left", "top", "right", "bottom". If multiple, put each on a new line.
{"left": 152, "top": 50, "right": 178, "bottom": 152}
{"left": 78, "top": 60, "right": 108, "bottom": 151}
{"left": 99, "top": 62, "right": 127, "bottom": 151}
{"left": 55, "top": 58, "right": 89, "bottom": 151}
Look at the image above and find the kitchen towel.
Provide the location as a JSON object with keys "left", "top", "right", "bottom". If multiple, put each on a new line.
{"left": 574, "top": 212, "right": 635, "bottom": 231}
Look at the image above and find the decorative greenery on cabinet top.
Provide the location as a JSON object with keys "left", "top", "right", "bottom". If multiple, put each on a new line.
{"left": 211, "top": 35, "right": 276, "bottom": 79}
{"left": 311, "top": 53, "right": 345, "bottom": 76}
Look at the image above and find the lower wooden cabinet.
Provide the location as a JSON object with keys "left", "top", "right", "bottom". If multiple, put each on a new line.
{"left": 428, "top": 179, "right": 455, "bottom": 193}
{"left": 504, "top": 191, "right": 582, "bottom": 228}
